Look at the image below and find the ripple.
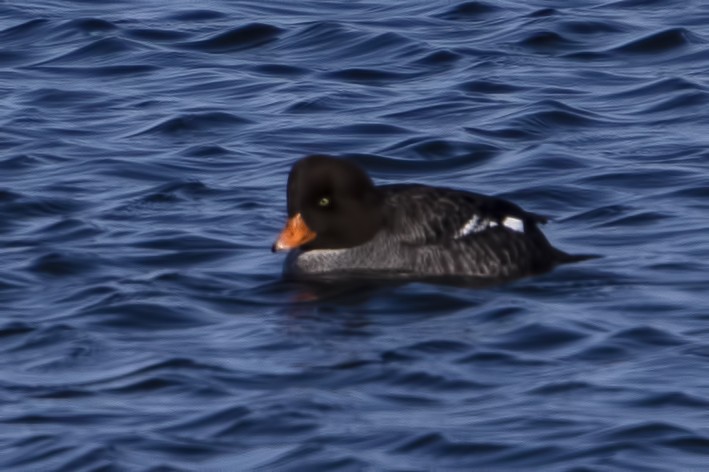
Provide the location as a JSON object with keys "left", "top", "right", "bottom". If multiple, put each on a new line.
{"left": 285, "top": 21, "right": 357, "bottom": 52}
{"left": 640, "top": 91, "right": 709, "bottom": 114}
{"left": 0, "top": 19, "right": 50, "bottom": 42}
{"left": 339, "top": 32, "right": 421, "bottom": 61}
{"left": 485, "top": 100, "right": 616, "bottom": 139}
{"left": 464, "top": 126, "right": 539, "bottom": 141}
{"left": 600, "top": 210, "right": 670, "bottom": 228}
{"left": 52, "top": 445, "right": 124, "bottom": 472}
{"left": 166, "top": 9, "right": 227, "bottom": 21}
{"left": 264, "top": 452, "right": 369, "bottom": 471}
{"left": 139, "top": 181, "right": 212, "bottom": 202}
{"left": 130, "top": 234, "right": 237, "bottom": 252}
{"left": 514, "top": 100, "right": 612, "bottom": 127}
{"left": 330, "top": 123, "right": 413, "bottom": 136}
{"left": 323, "top": 67, "right": 418, "bottom": 84}
{"left": 285, "top": 96, "right": 341, "bottom": 114}
{"left": 437, "top": 2, "right": 500, "bottom": 21}
{"left": 628, "top": 391, "right": 709, "bottom": 408}
{"left": 22, "top": 87, "right": 106, "bottom": 107}
{"left": 379, "top": 138, "right": 500, "bottom": 165}
{"left": 179, "top": 23, "right": 282, "bottom": 53}
{"left": 598, "top": 421, "right": 692, "bottom": 441}
{"left": 216, "top": 410, "right": 319, "bottom": 437}
{"left": 82, "top": 302, "right": 212, "bottom": 330}
{"left": 131, "top": 112, "right": 251, "bottom": 137}
{"left": 518, "top": 31, "right": 578, "bottom": 51}
{"left": 63, "top": 18, "right": 117, "bottom": 34}
{"left": 0, "top": 436, "right": 76, "bottom": 470}
{"left": 609, "top": 326, "right": 685, "bottom": 347}
{"left": 250, "top": 63, "right": 310, "bottom": 77}
{"left": 35, "top": 37, "right": 148, "bottom": 65}
{"left": 0, "top": 189, "right": 21, "bottom": 202}
{"left": 28, "top": 251, "right": 102, "bottom": 277}
{"left": 529, "top": 8, "right": 558, "bottom": 18}
{"left": 29, "top": 64, "right": 158, "bottom": 76}
{"left": 0, "top": 322, "right": 34, "bottom": 340}
{"left": 413, "top": 49, "right": 462, "bottom": 66}
{"left": 456, "top": 350, "right": 549, "bottom": 367}
{"left": 609, "top": 0, "right": 682, "bottom": 7}
{"left": 125, "top": 28, "right": 191, "bottom": 42}
{"left": 182, "top": 145, "right": 231, "bottom": 158}
{"left": 459, "top": 79, "right": 525, "bottom": 94}
{"left": 559, "top": 19, "right": 628, "bottom": 36}
{"left": 393, "top": 432, "right": 509, "bottom": 456}
{"left": 663, "top": 435, "right": 709, "bottom": 454}
{"left": 0, "top": 193, "right": 85, "bottom": 218}
{"left": 605, "top": 77, "right": 705, "bottom": 99}
{"left": 401, "top": 339, "right": 472, "bottom": 355}
{"left": 33, "top": 218, "right": 102, "bottom": 242}
{"left": 611, "top": 28, "right": 694, "bottom": 55}
{"left": 527, "top": 380, "right": 621, "bottom": 395}
{"left": 491, "top": 323, "right": 587, "bottom": 352}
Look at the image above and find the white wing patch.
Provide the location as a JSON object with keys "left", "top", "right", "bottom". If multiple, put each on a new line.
{"left": 502, "top": 216, "right": 524, "bottom": 232}
{"left": 455, "top": 215, "right": 489, "bottom": 239}
{"left": 455, "top": 215, "right": 524, "bottom": 239}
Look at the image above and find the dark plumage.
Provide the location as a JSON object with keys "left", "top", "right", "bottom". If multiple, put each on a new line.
{"left": 273, "top": 155, "right": 592, "bottom": 281}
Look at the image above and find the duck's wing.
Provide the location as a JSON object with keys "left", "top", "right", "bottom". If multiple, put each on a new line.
{"left": 380, "top": 184, "right": 549, "bottom": 246}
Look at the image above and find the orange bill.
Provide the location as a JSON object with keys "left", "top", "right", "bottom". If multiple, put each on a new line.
{"left": 272, "top": 213, "right": 317, "bottom": 252}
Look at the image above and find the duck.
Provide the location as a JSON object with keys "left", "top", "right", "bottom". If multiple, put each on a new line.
{"left": 272, "top": 155, "right": 592, "bottom": 281}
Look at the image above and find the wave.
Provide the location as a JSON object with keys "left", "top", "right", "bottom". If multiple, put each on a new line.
{"left": 178, "top": 23, "right": 282, "bottom": 53}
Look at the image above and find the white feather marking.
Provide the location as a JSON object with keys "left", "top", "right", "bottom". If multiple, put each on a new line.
{"left": 455, "top": 215, "right": 490, "bottom": 239}
{"left": 502, "top": 216, "right": 524, "bottom": 232}
{"left": 456, "top": 215, "right": 479, "bottom": 238}
{"left": 455, "top": 214, "right": 524, "bottom": 238}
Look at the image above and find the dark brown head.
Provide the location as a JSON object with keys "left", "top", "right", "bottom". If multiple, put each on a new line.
{"left": 272, "top": 155, "right": 384, "bottom": 252}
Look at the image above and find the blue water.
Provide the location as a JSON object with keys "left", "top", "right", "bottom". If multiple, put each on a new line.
{"left": 2, "top": 1, "right": 709, "bottom": 470}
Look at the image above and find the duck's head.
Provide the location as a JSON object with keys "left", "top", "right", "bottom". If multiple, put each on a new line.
{"left": 272, "top": 155, "right": 383, "bottom": 252}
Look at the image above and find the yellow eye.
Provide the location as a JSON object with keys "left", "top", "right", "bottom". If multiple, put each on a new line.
{"left": 318, "top": 197, "right": 330, "bottom": 207}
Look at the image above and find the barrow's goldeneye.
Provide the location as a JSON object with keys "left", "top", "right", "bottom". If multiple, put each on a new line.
{"left": 272, "top": 155, "right": 592, "bottom": 281}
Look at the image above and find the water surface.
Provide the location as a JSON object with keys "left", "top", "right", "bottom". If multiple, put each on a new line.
{"left": 2, "top": 1, "right": 709, "bottom": 470}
